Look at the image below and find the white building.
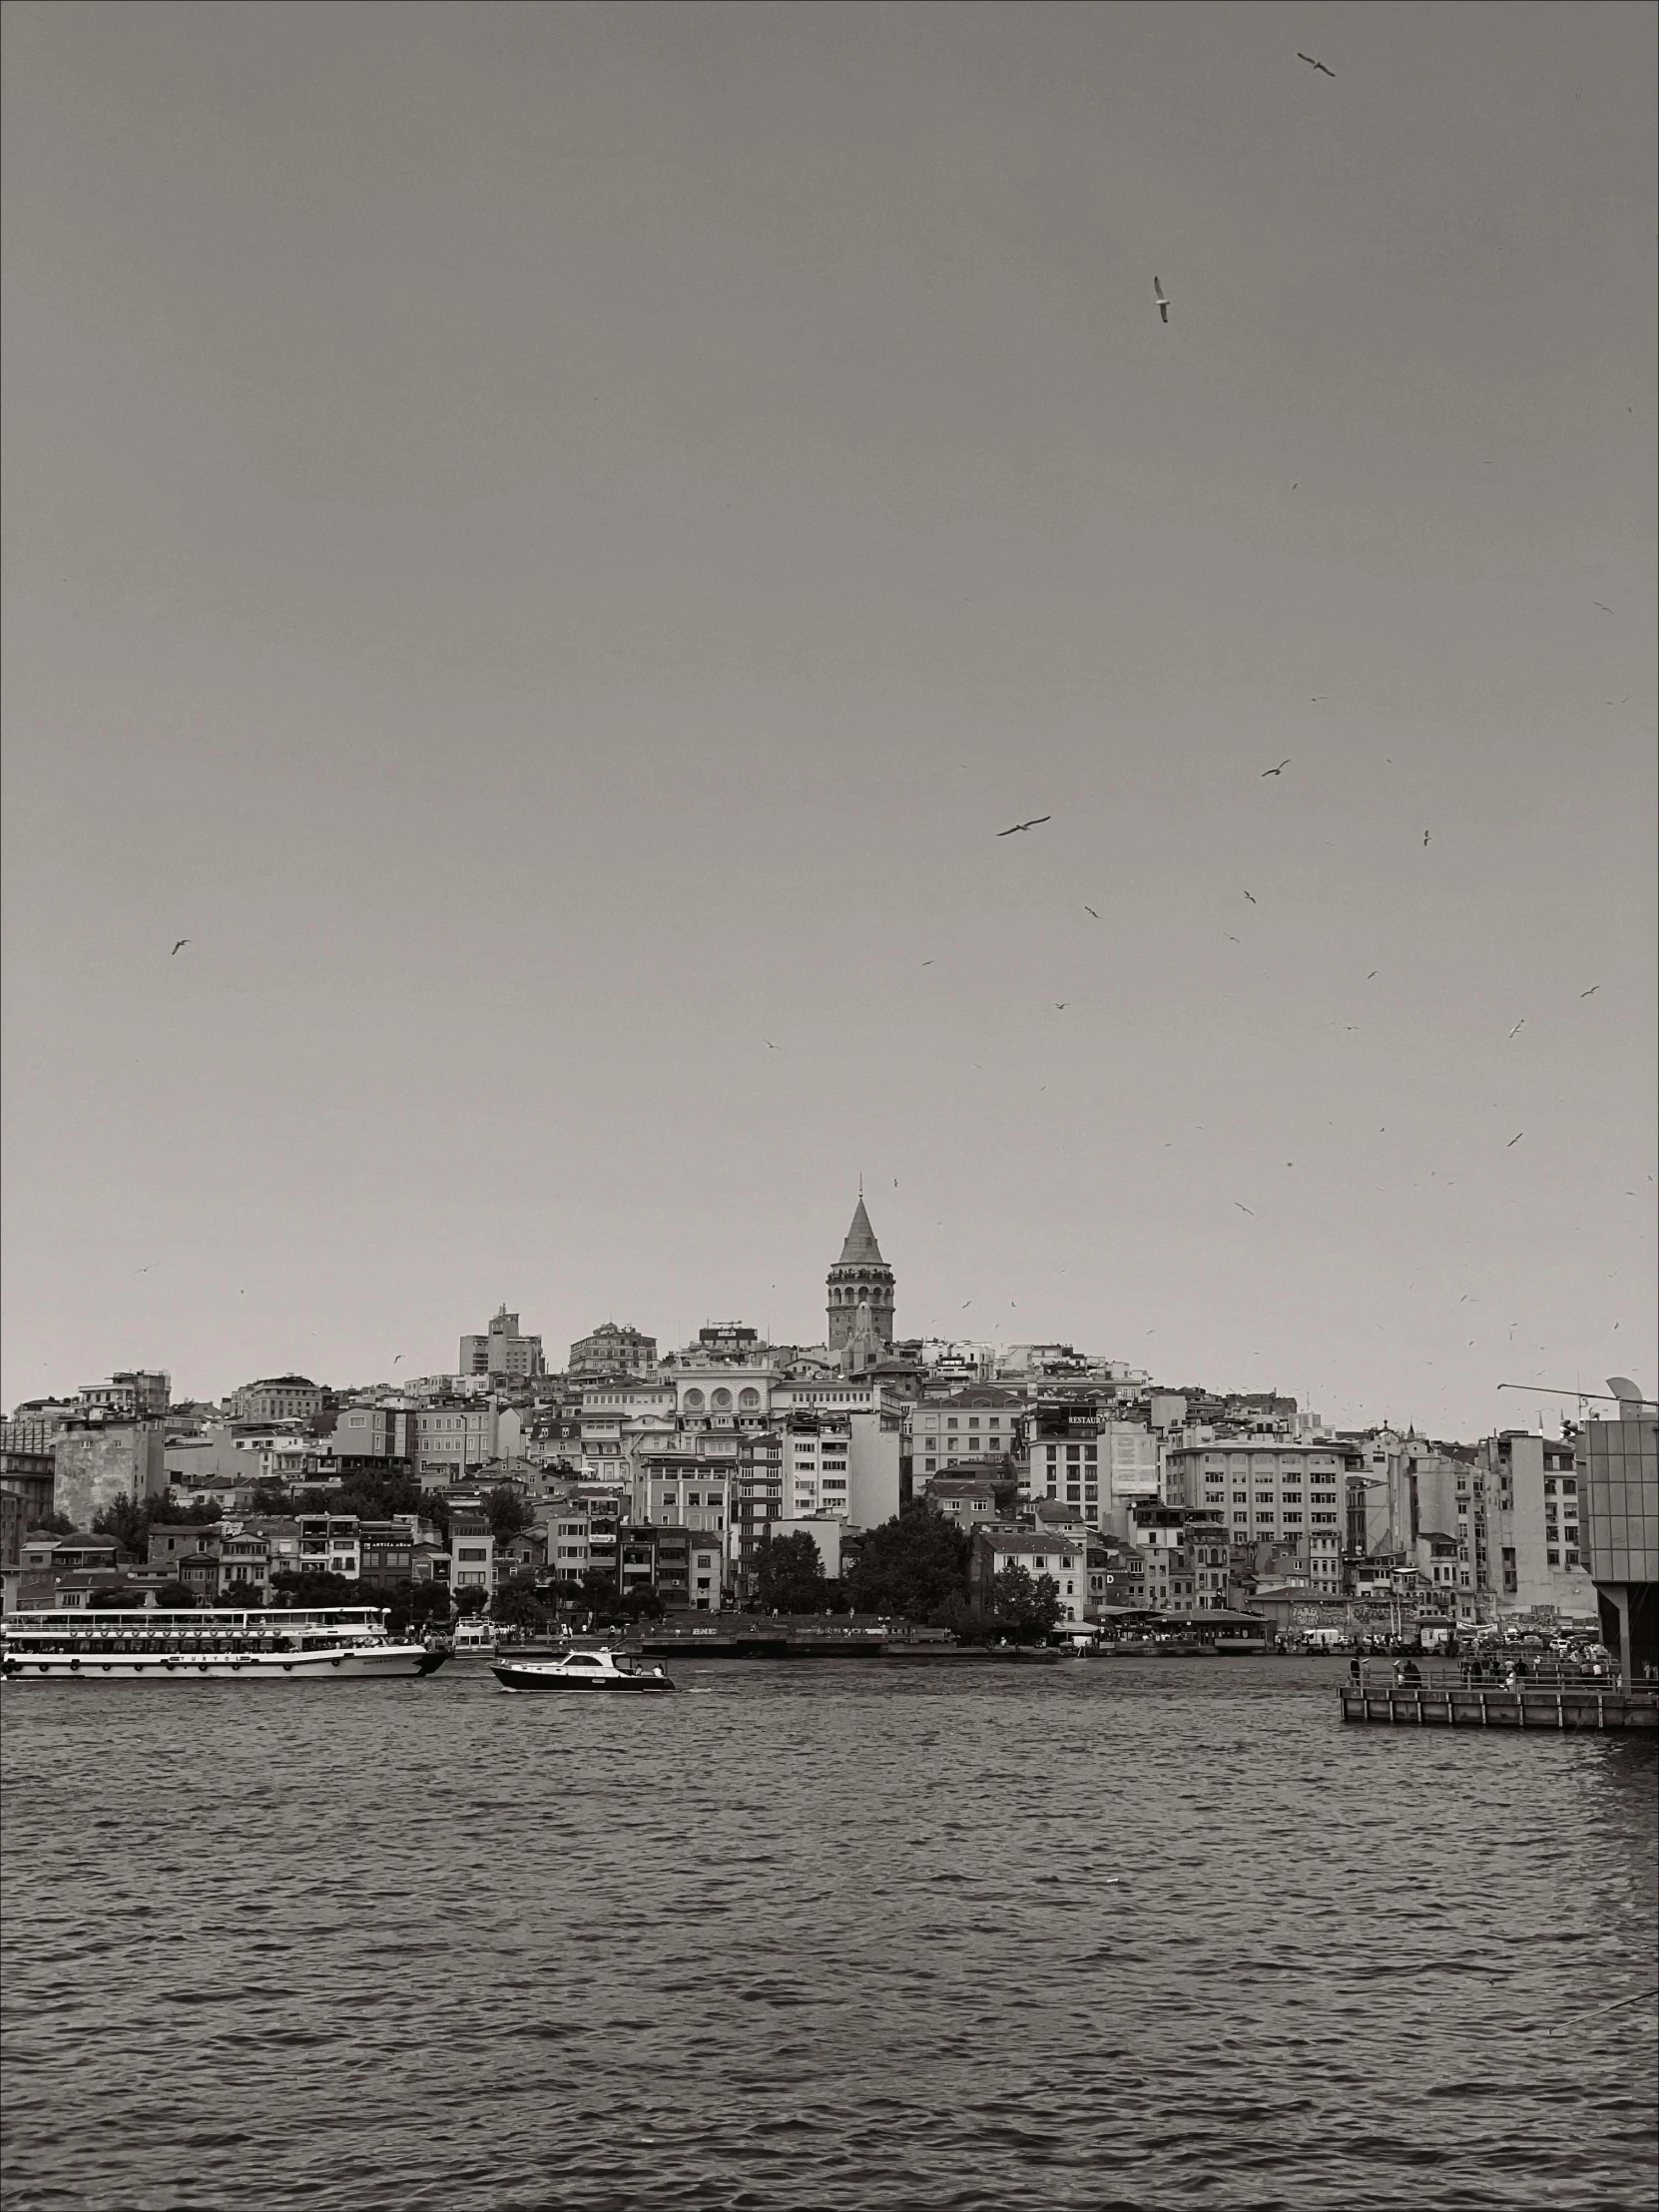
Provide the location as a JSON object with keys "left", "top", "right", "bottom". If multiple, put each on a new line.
{"left": 908, "top": 1391, "right": 1021, "bottom": 1480}
{"left": 975, "top": 1527, "right": 1088, "bottom": 1624}
{"left": 1163, "top": 1433, "right": 1348, "bottom": 1594}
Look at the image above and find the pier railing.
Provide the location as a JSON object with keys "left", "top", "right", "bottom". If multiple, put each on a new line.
{"left": 1340, "top": 1662, "right": 1657, "bottom": 1734}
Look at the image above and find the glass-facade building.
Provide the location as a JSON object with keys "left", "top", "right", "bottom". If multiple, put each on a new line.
{"left": 1574, "top": 1415, "right": 1658, "bottom": 1683}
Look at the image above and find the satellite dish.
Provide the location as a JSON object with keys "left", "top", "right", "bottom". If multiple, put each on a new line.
{"left": 1606, "top": 1378, "right": 1645, "bottom": 1401}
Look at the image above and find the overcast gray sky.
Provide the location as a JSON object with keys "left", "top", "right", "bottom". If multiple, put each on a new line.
{"left": 3, "top": 0, "right": 1654, "bottom": 1429}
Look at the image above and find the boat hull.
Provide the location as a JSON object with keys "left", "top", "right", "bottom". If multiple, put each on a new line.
{"left": 491, "top": 1660, "right": 675, "bottom": 1694}
{"left": 3, "top": 1645, "right": 446, "bottom": 1682}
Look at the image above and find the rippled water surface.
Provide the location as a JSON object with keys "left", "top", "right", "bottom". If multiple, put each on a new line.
{"left": 3, "top": 1658, "right": 1655, "bottom": 2212}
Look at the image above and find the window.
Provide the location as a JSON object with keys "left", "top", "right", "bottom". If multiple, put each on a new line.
{"left": 684, "top": 1390, "right": 705, "bottom": 1411}
{"left": 1546, "top": 1550, "right": 1559, "bottom": 1566}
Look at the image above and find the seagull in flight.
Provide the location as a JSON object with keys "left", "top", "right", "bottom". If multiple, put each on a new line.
{"left": 1262, "top": 760, "right": 1291, "bottom": 778}
{"left": 1580, "top": 984, "right": 1600, "bottom": 996}
{"left": 393, "top": 1354, "right": 404, "bottom": 1365}
{"left": 1297, "top": 51, "right": 1336, "bottom": 77}
{"left": 1507, "top": 1132, "right": 1524, "bottom": 1148}
{"left": 1083, "top": 905, "right": 1099, "bottom": 919}
{"left": 1422, "top": 830, "right": 1430, "bottom": 846}
{"left": 1153, "top": 277, "right": 1170, "bottom": 324}
{"left": 1592, "top": 602, "right": 1613, "bottom": 614}
{"left": 996, "top": 815, "right": 1051, "bottom": 836}
{"left": 1243, "top": 890, "right": 1257, "bottom": 904}
{"left": 1054, "top": 1002, "right": 1069, "bottom": 1010}
{"left": 1234, "top": 1202, "right": 1256, "bottom": 1216}
{"left": 1507, "top": 1019, "right": 1525, "bottom": 1039}
{"left": 171, "top": 939, "right": 191, "bottom": 956}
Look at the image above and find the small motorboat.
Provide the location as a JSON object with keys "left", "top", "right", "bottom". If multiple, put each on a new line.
{"left": 490, "top": 1645, "right": 676, "bottom": 1694}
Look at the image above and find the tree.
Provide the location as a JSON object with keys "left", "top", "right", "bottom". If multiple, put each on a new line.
{"left": 385, "top": 1581, "right": 452, "bottom": 1638}
{"left": 249, "top": 1481, "right": 299, "bottom": 1516}
{"left": 845, "top": 1501, "right": 971, "bottom": 1623}
{"left": 92, "top": 1491, "right": 220, "bottom": 1557}
{"left": 270, "top": 1568, "right": 359, "bottom": 1608}
{"left": 928, "top": 1591, "right": 991, "bottom": 1645}
{"left": 219, "top": 1579, "right": 266, "bottom": 1610}
{"left": 88, "top": 1582, "right": 143, "bottom": 1609}
{"left": 491, "top": 1582, "right": 549, "bottom": 1637}
{"left": 28, "top": 1510, "right": 77, "bottom": 1536}
{"left": 482, "top": 1484, "right": 534, "bottom": 1541}
{"left": 151, "top": 1580, "right": 198, "bottom": 1609}
{"left": 452, "top": 1585, "right": 490, "bottom": 1617}
{"left": 578, "top": 1567, "right": 623, "bottom": 1624}
{"left": 755, "top": 1531, "right": 828, "bottom": 1615}
{"left": 988, "top": 1566, "right": 1065, "bottom": 1642}
{"left": 619, "top": 1586, "right": 664, "bottom": 1623}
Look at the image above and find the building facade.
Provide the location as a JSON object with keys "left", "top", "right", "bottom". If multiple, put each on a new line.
{"left": 230, "top": 1376, "right": 324, "bottom": 1423}
{"left": 458, "top": 1307, "right": 545, "bottom": 1383}
{"left": 568, "top": 1323, "right": 658, "bottom": 1379}
{"left": 1576, "top": 1411, "right": 1658, "bottom": 1681}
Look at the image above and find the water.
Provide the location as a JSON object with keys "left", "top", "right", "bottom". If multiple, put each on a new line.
{"left": 2, "top": 1657, "right": 1654, "bottom": 2212}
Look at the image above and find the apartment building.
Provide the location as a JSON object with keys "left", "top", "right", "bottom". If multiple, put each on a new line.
{"left": 1164, "top": 1433, "right": 1352, "bottom": 1594}
{"left": 909, "top": 1389, "right": 1021, "bottom": 1479}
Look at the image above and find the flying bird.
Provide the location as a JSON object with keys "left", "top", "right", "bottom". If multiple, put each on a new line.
{"left": 1367, "top": 971, "right": 1378, "bottom": 979}
{"left": 1580, "top": 985, "right": 1600, "bottom": 996}
{"left": 393, "top": 1355, "right": 403, "bottom": 1365}
{"left": 996, "top": 816, "right": 1051, "bottom": 836}
{"left": 1234, "top": 1202, "right": 1255, "bottom": 1216}
{"left": 1054, "top": 1002, "right": 1069, "bottom": 1010}
{"left": 1592, "top": 602, "right": 1613, "bottom": 614}
{"left": 1507, "top": 1132, "right": 1524, "bottom": 1148}
{"left": 1297, "top": 51, "right": 1336, "bottom": 76}
{"left": 1243, "top": 890, "right": 1257, "bottom": 904}
{"left": 1226, "top": 934, "right": 1240, "bottom": 943}
{"left": 1262, "top": 761, "right": 1291, "bottom": 778}
{"left": 1153, "top": 277, "right": 1170, "bottom": 323}
{"left": 171, "top": 939, "right": 191, "bottom": 955}
{"left": 921, "top": 960, "right": 934, "bottom": 966}
{"left": 135, "top": 1262, "right": 159, "bottom": 1276}
{"left": 764, "top": 1040, "right": 778, "bottom": 1050}
{"left": 1422, "top": 830, "right": 1430, "bottom": 846}
{"left": 1507, "top": 1019, "right": 1525, "bottom": 1039}
{"left": 1083, "top": 905, "right": 1099, "bottom": 919}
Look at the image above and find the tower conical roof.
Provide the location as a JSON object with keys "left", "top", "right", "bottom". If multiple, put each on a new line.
{"left": 835, "top": 1196, "right": 886, "bottom": 1267}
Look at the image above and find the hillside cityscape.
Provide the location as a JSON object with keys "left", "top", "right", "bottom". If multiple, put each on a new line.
{"left": 1, "top": 1197, "right": 1631, "bottom": 1654}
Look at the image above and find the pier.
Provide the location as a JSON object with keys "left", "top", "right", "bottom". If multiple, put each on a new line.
{"left": 1341, "top": 1665, "right": 1658, "bottom": 1734}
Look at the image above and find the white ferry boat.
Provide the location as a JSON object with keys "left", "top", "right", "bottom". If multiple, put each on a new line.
{"left": 491, "top": 1646, "right": 675, "bottom": 1694}
{"left": 0, "top": 1606, "right": 448, "bottom": 1682}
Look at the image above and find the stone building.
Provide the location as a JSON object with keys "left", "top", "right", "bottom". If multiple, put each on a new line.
{"left": 826, "top": 1195, "right": 894, "bottom": 1354}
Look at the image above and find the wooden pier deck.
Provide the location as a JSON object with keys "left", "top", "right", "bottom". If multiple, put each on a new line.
{"left": 1341, "top": 1681, "right": 1658, "bottom": 1733}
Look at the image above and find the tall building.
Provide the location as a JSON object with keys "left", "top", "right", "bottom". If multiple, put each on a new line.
{"left": 458, "top": 1307, "right": 545, "bottom": 1383}
{"left": 827, "top": 1195, "right": 894, "bottom": 1354}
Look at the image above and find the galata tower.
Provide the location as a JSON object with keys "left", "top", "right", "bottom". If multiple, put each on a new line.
{"left": 827, "top": 1192, "right": 894, "bottom": 1353}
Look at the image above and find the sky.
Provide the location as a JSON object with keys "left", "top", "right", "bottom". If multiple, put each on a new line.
{"left": 2, "top": 0, "right": 1654, "bottom": 1432}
